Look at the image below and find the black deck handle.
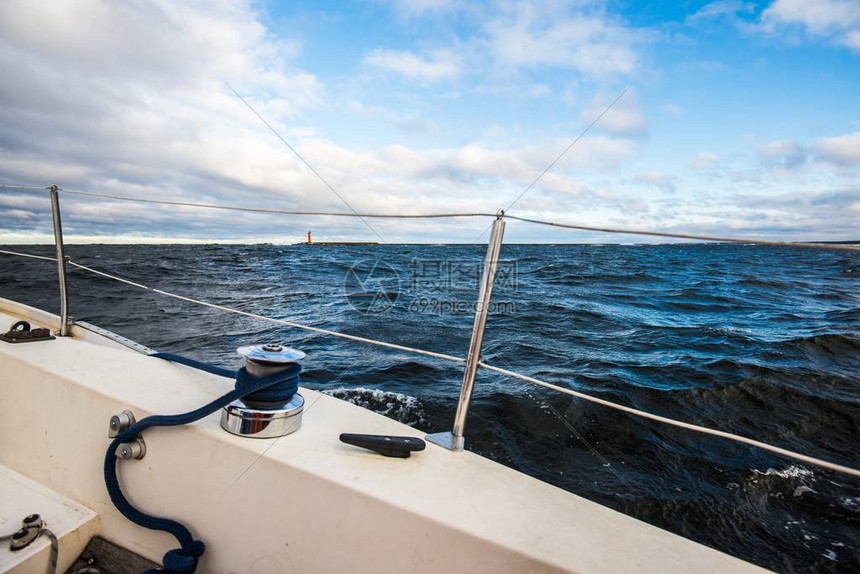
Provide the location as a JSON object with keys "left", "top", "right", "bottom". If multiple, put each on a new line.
{"left": 339, "top": 433, "right": 426, "bottom": 458}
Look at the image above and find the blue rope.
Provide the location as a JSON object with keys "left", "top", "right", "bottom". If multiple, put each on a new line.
{"left": 104, "top": 353, "right": 301, "bottom": 573}
{"left": 151, "top": 353, "right": 301, "bottom": 405}
{"left": 149, "top": 353, "right": 234, "bottom": 377}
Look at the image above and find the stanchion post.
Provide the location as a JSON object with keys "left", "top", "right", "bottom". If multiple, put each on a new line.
{"left": 49, "top": 185, "right": 71, "bottom": 336}
{"left": 427, "top": 211, "right": 506, "bottom": 451}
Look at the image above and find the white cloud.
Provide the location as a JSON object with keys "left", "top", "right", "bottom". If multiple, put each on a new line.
{"left": 752, "top": 133, "right": 860, "bottom": 170}
{"left": 845, "top": 29, "right": 860, "bottom": 51}
{"left": 0, "top": 0, "right": 306, "bottom": 87}
{"left": 391, "top": 115, "right": 436, "bottom": 135}
{"left": 761, "top": 0, "right": 860, "bottom": 52}
{"left": 0, "top": 0, "right": 343, "bottom": 240}
{"left": 687, "top": 1, "right": 755, "bottom": 24}
{"left": 722, "top": 188, "right": 860, "bottom": 237}
{"left": 580, "top": 90, "right": 646, "bottom": 135}
{"left": 346, "top": 101, "right": 380, "bottom": 117}
{"left": 813, "top": 132, "right": 860, "bottom": 166}
{"left": 661, "top": 103, "right": 687, "bottom": 117}
{"left": 0, "top": 1, "right": 324, "bottom": 193}
{"left": 484, "top": 1, "right": 640, "bottom": 75}
{"left": 363, "top": 49, "right": 462, "bottom": 82}
{"left": 689, "top": 152, "right": 721, "bottom": 170}
{"left": 374, "top": 136, "right": 635, "bottom": 193}
{"left": 634, "top": 173, "right": 677, "bottom": 192}
{"left": 0, "top": 1, "right": 640, "bottom": 244}
{"left": 384, "top": 0, "right": 457, "bottom": 18}
{"left": 0, "top": 1, "right": 853, "bottom": 244}
{"left": 524, "top": 84, "right": 552, "bottom": 98}
{"left": 757, "top": 140, "right": 806, "bottom": 168}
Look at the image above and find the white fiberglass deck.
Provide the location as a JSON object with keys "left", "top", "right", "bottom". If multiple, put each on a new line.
{"left": 0, "top": 464, "right": 99, "bottom": 574}
{"left": 0, "top": 298, "right": 768, "bottom": 573}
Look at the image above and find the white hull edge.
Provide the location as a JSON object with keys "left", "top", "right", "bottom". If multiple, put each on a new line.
{"left": 0, "top": 297, "right": 768, "bottom": 573}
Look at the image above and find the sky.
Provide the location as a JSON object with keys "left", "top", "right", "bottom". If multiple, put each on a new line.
{"left": 0, "top": 0, "right": 858, "bottom": 244}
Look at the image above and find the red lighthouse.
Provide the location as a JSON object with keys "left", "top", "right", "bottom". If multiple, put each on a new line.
{"left": 307, "top": 230, "right": 312, "bottom": 244}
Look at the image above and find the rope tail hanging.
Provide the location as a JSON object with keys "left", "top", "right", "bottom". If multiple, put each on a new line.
{"left": 104, "top": 354, "right": 300, "bottom": 574}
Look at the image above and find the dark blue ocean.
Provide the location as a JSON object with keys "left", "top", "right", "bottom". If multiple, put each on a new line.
{"left": 1, "top": 243, "right": 858, "bottom": 572}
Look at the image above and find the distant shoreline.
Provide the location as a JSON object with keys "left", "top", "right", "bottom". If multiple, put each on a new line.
{"left": 2, "top": 241, "right": 857, "bottom": 247}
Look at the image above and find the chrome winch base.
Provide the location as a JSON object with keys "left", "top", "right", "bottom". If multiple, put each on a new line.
{"left": 220, "top": 343, "right": 306, "bottom": 439}
{"left": 220, "top": 393, "right": 305, "bottom": 439}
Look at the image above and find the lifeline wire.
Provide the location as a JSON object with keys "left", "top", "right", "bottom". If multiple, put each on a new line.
{"left": 0, "top": 249, "right": 57, "bottom": 262}
{"left": 478, "top": 361, "right": 860, "bottom": 478}
{"left": 56, "top": 188, "right": 495, "bottom": 219}
{"left": 504, "top": 215, "right": 860, "bottom": 252}
{"left": 67, "top": 258, "right": 466, "bottom": 364}
{"left": 1, "top": 247, "right": 857, "bottom": 478}
{"left": 0, "top": 184, "right": 50, "bottom": 191}
{"left": 7, "top": 185, "right": 855, "bottom": 252}
{"left": 491, "top": 349, "right": 637, "bottom": 492}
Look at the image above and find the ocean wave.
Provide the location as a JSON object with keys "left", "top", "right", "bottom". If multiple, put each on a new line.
{"left": 736, "top": 277, "right": 787, "bottom": 289}
{"left": 4, "top": 242, "right": 859, "bottom": 574}
{"left": 323, "top": 387, "right": 426, "bottom": 427}
{"left": 781, "top": 333, "right": 860, "bottom": 354}
{"left": 753, "top": 465, "right": 815, "bottom": 480}
{"left": 360, "top": 360, "right": 448, "bottom": 381}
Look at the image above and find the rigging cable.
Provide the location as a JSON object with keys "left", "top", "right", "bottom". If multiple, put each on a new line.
{"left": 474, "top": 82, "right": 635, "bottom": 242}
{"left": 505, "top": 83, "right": 635, "bottom": 214}
{"left": 224, "top": 81, "right": 386, "bottom": 244}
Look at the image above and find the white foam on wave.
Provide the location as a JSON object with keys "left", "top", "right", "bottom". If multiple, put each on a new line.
{"left": 323, "top": 387, "right": 426, "bottom": 427}
{"left": 793, "top": 485, "right": 816, "bottom": 497}
{"left": 712, "top": 326, "right": 753, "bottom": 335}
{"left": 753, "top": 465, "right": 814, "bottom": 480}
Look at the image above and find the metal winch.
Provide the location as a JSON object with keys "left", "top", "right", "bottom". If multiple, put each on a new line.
{"left": 220, "top": 343, "right": 305, "bottom": 439}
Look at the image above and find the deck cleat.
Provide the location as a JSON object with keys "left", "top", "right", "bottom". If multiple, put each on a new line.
{"left": 220, "top": 343, "right": 305, "bottom": 439}
{"left": 9, "top": 514, "right": 44, "bottom": 552}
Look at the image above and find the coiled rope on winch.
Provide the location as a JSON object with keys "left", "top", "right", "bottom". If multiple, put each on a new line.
{"left": 151, "top": 352, "right": 301, "bottom": 405}
{"left": 104, "top": 353, "right": 301, "bottom": 573}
